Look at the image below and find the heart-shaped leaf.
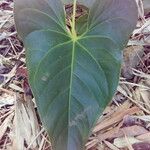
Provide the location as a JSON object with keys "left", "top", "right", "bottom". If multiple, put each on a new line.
{"left": 14, "top": 0, "right": 138, "bottom": 150}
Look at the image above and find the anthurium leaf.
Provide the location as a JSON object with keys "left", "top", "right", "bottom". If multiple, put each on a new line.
{"left": 87, "top": 0, "right": 138, "bottom": 49}
{"left": 14, "top": 0, "right": 138, "bottom": 150}
{"left": 14, "top": 0, "right": 66, "bottom": 39}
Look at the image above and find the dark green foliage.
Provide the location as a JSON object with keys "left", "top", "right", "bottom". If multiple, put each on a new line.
{"left": 14, "top": 0, "right": 138, "bottom": 149}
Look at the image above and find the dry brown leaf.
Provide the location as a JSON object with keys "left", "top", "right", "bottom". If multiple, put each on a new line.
{"left": 122, "top": 46, "right": 144, "bottom": 79}
{"left": 93, "top": 106, "right": 140, "bottom": 133}
{"left": 136, "top": 132, "right": 150, "bottom": 142}
{"left": 134, "top": 115, "right": 150, "bottom": 122}
{"left": 12, "top": 94, "right": 41, "bottom": 150}
{"left": 124, "top": 134, "right": 134, "bottom": 150}
{"left": 86, "top": 139, "right": 99, "bottom": 150}
{"left": 97, "top": 121, "right": 123, "bottom": 141}
{"left": 9, "top": 83, "right": 24, "bottom": 93}
{"left": 113, "top": 137, "right": 141, "bottom": 148}
{"left": 95, "top": 101, "right": 131, "bottom": 125}
{"left": 97, "top": 124, "right": 148, "bottom": 143}
{"left": 114, "top": 125, "right": 148, "bottom": 138}
{"left": 0, "top": 113, "right": 13, "bottom": 140}
{"left": 133, "top": 79, "right": 150, "bottom": 114}
{"left": 0, "top": 93, "right": 14, "bottom": 108}
{"left": 104, "top": 140, "right": 120, "bottom": 150}
{"left": 133, "top": 142, "right": 150, "bottom": 150}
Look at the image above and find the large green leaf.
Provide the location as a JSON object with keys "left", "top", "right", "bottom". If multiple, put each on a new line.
{"left": 14, "top": 0, "right": 66, "bottom": 39}
{"left": 14, "top": 0, "right": 138, "bottom": 150}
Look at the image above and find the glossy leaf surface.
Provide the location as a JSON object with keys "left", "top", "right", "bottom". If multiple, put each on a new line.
{"left": 14, "top": 0, "right": 138, "bottom": 150}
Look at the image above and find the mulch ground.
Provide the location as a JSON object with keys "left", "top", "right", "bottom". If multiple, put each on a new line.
{"left": 0, "top": 0, "right": 150, "bottom": 150}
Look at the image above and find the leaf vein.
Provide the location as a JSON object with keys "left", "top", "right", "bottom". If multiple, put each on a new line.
{"left": 73, "top": 73, "right": 101, "bottom": 106}
{"left": 76, "top": 42, "right": 108, "bottom": 95}
{"left": 33, "top": 40, "right": 72, "bottom": 87}
{"left": 45, "top": 88, "right": 69, "bottom": 116}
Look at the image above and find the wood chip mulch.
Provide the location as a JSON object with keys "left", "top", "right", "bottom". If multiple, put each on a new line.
{"left": 0, "top": 0, "right": 150, "bottom": 150}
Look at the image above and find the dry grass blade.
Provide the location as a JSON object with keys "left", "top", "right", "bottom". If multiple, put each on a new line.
{"left": 0, "top": 113, "right": 13, "bottom": 140}
{"left": 13, "top": 94, "right": 41, "bottom": 150}
{"left": 103, "top": 140, "right": 120, "bottom": 150}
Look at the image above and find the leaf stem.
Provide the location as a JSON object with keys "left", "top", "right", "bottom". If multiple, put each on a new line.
{"left": 72, "top": 0, "right": 77, "bottom": 40}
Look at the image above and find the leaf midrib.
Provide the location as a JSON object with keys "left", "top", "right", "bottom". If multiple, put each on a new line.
{"left": 67, "top": 40, "right": 75, "bottom": 146}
